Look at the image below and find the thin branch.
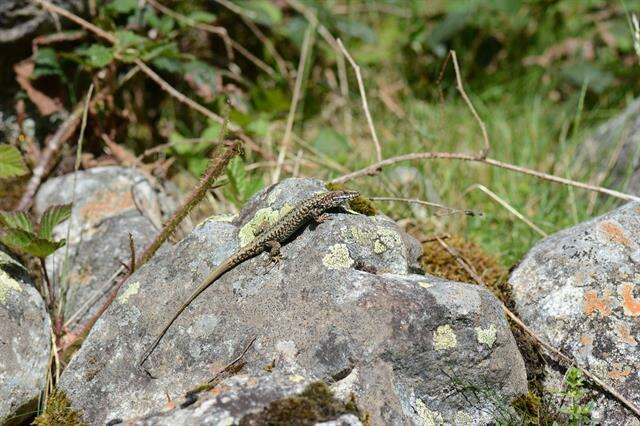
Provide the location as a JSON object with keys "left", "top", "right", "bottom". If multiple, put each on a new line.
{"left": 435, "top": 236, "right": 640, "bottom": 419}
{"left": 451, "top": 51, "right": 490, "bottom": 157}
{"left": 370, "top": 196, "right": 481, "bottom": 217}
{"left": 466, "top": 184, "right": 547, "bottom": 237}
{"left": 337, "top": 38, "right": 383, "bottom": 163}
{"left": 273, "top": 22, "right": 315, "bottom": 182}
{"left": 331, "top": 151, "right": 640, "bottom": 202}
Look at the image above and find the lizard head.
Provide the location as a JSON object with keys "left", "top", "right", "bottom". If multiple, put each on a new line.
{"left": 325, "top": 189, "right": 360, "bottom": 207}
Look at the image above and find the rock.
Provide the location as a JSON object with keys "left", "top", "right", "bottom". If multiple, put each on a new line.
{"left": 510, "top": 202, "right": 640, "bottom": 424}
{"left": 0, "top": 247, "right": 51, "bottom": 425}
{"left": 0, "top": 0, "right": 83, "bottom": 44}
{"left": 33, "top": 166, "right": 164, "bottom": 329}
{"left": 59, "top": 178, "right": 527, "bottom": 425}
{"left": 580, "top": 99, "right": 640, "bottom": 194}
{"left": 128, "top": 373, "right": 363, "bottom": 426}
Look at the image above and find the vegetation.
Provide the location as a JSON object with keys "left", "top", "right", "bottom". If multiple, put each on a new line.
{"left": 0, "top": 0, "right": 638, "bottom": 423}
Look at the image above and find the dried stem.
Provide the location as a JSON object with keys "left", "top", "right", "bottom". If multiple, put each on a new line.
{"left": 369, "top": 196, "right": 481, "bottom": 217}
{"left": 273, "top": 22, "right": 315, "bottom": 182}
{"left": 337, "top": 39, "right": 383, "bottom": 163}
{"left": 450, "top": 51, "right": 490, "bottom": 157}
{"left": 331, "top": 151, "right": 640, "bottom": 202}
{"left": 435, "top": 237, "right": 640, "bottom": 419}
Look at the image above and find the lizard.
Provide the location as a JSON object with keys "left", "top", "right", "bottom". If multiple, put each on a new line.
{"left": 138, "top": 189, "right": 360, "bottom": 368}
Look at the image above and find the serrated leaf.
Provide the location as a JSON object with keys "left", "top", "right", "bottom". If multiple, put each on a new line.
{"left": 0, "top": 211, "right": 34, "bottom": 233}
{"left": 24, "top": 236, "right": 66, "bottom": 258}
{"left": 144, "top": 9, "right": 175, "bottom": 33}
{"left": 38, "top": 204, "right": 71, "bottom": 240}
{"left": 0, "top": 228, "right": 35, "bottom": 252}
{"left": 0, "top": 145, "right": 28, "bottom": 178}
{"left": 77, "top": 44, "right": 114, "bottom": 68}
{"left": 151, "top": 56, "right": 183, "bottom": 73}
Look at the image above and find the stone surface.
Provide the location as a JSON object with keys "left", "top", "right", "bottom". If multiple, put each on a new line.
{"left": 33, "top": 166, "right": 163, "bottom": 329}
{"left": 0, "top": 247, "right": 51, "bottom": 425}
{"left": 580, "top": 99, "right": 640, "bottom": 194}
{"left": 59, "top": 178, "right": 527, "bottom": 425}
{"left": 510, "top": 202, "right": 640, "bottom": 425}
{"left": 128, "top": 373, "right": 363, "bottom": 426}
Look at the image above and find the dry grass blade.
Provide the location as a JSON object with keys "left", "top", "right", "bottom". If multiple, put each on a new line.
{"left": 450, "top": 51, "right": 490, "bottom": 157}
{"left": 273, "top": 22, "right": 316, "bottom": 182}
{"left": 466, "top": 184, "right": 547, "bottom": 237}
{"left": 337, "top": 38, "right": 383, "bottom": 163}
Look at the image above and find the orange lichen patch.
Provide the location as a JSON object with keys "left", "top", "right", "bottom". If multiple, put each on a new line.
{"left": 579, "top": 334, "right": 593, "bottom": 346}
{"left": 619, "top": 283, "right": 640, "bottom": 317}
{"left": 583, "top": 290, "right": 612, "bottom": 317}
{"left": 608, "top": 364, "right": 632, "bottom": 380}
{"left": 615, "top": 323, "right": 638, "bottom": 346}
{"left": 79, "top": 186, "right": 135, "bottom": 223}
{"left": 599, "top": 221, "right": 632, "bottom": 247}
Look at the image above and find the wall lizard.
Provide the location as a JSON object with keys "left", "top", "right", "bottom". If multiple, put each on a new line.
{"left": 138, "top": 189, "right": 360, "bottom": 368}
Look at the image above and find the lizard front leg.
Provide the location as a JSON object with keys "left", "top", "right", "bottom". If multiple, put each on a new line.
{"left": 264, "top": 240, "right": 283, "bottom": 268}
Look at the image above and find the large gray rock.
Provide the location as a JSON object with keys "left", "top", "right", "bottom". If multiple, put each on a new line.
{"left": 0, "top": 248, "right": 51, "bottom": 425}
{"left": 129, "top": 372, "right": 363, "bottom": 426}
{"left": 510, "top": 202, "right": 640, "bottom": 425}
{"left": 581, "top": 99, "right": 640, "bottom": 194}
{"left": 59, "top": 178, "right": 527, "bottom": 425}
{"left": 33, "top": 166, "right": 163, "bottom": 330}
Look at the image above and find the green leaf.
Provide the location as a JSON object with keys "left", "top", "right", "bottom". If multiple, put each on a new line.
{"left": 106, "top": 0, "right": 138, "bottom": 15}
{"left": 24, "top": 235, "right": 66, "bottom": 258}
{"left": 38, "top": 204, "right": 71, "bottom": 240}
{"left": 77, "top": 44, "right": 114, "bottom": 68}
{"left": 247, "top": 116, "right": 270, "bottom": 138}
{"left": 0, "top": 145, "right": 28, "bottom": 178}
{"left": 242, "top": 0, "right": 282, "bottom": 26}
{"left": 187, "top": 157, "right": 210, "bottom": 177}
{"left": 0, "top": 211, "right": 34, "bottom": 233}
{"left": 143, "top": 9, "right": 175, "bottom": 33}
{"left": 0, "top": 228, "right": 35, "bottom": 252}
{"left": 186, "top": 11, "right": 217, "bottom": 24}
{"left": 151, "top": 56, "right": 183, "bottom": 73}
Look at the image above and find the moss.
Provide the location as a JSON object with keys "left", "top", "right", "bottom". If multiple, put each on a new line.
{"left": 238, "top": 381, "right": 363, "bottom": 425}
{"left": 33, "top": 390, "right": 87, "bottom": 426}
{"left": 325, "top": 183, "right": 376, "bottom": 216}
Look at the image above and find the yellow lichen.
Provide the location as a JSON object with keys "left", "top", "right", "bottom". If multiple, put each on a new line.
{"left": 0, "top": 268, "right": 22, "bottom": 304}
{"left": 475, "top": 324, "right": 497, "bottom": 348}
{"left": 433, "top": 325, "right": 457, "bottom": 351}
{"left": 414, "top": 399, "right": 443, "bottom": 426}
{"left": 418, "top": 281, "right": 433, "bottom": 289}
{"left": 454, "top": 411, "right": 473, "bottom": 426}
{"left": 288, "top": 374, "right": 306, "bottom": 383}
{"left": 238, "top": 204, "right": 294, "bottom": 246}
{"left": 117, "top": 281, "right": 140, "bottom": 304}
{"left": 322, "top": 244, "right": 354, "bottom": 270}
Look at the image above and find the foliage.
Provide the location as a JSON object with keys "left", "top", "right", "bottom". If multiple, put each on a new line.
{"left": 0, "top": 145, "right": 28, "bottom": 179}
{"left": 0, "top": 204, "right": 71, "bottom": 258}
{"left": 557, "top": 367, "right": 595, "bottom": 425}
{"left": 224, "top": 156, "right": 264, "bottom": 207}
{"left": 33, "top": 389, "right": 88, "bottom": 426}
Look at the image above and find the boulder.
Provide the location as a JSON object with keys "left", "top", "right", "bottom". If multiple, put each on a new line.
{"left": 33, "top": 166, "right": 164, "bottom": 329}
{"left": 510, "top": 202, "right": 640, "bottom": 424}
{"left": 0, "top": 247, "right": 51, "bottom": 425}
{"left": 59, "top": 178, "right": 527, "bottom": 425}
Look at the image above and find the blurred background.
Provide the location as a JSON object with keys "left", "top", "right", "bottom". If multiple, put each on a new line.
{"left": 2, "top": 0, "right": 640, "bottom": 269}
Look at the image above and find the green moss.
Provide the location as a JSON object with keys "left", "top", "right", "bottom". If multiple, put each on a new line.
{"left": 33, "top": 390, "right": 87, "bottom": 426}
{"left": 238, "top": 381, "right": 364, "bottom": 425}
{"left": 325, "top": 183, "right": 376, "bottom": 216}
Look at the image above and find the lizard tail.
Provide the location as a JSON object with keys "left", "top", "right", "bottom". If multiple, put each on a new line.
{"left": 137, "top": 263, "right": 228, "bottom": 368}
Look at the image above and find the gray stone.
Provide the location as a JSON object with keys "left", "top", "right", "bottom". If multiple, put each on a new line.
{"left": 580, "top": 99, "right": 640, "bottom": 194}
{"left": 0, "top": 248, "right": 51, "bottom": 425}
{"left": 128, "top": 373, "right": 363, "bottom": 426}
{"left": 59, "top": 178, "right": 527, "bottom": 425}
{"left": 510, "top": 202, "right": 640, "bottom": 424}
{"left": 33, "top": 166, "right": 163, "bottom": 329}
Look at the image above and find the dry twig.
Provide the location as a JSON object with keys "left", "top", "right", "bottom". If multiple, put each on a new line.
{"left": 370, "top": 196, "right": 481, "bottom": 217}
